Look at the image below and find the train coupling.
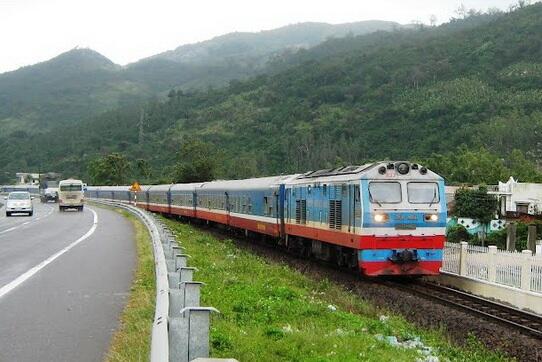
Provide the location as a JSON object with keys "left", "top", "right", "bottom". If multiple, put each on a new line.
{"left": 388, "top": 249, "right": 418, "bottom": 263}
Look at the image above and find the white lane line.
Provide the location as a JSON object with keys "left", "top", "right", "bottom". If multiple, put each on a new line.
{"left": 0, "top": 227, "right": 17, "bottom": 234}
{"left": 0, "top": 208, "right": 99, "bottom": 299}
{"left": 0, "top": 205, "right": 54, "bottom": 235}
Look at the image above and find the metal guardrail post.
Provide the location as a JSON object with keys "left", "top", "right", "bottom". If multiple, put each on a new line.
{"left": 168, "top": 271, "right": 180, "bottom": 290}
{"left": 175, "top": 254, "right": 190, "bottom": 271}
{"left": 170, "top": 307, "right": 219, "bottom": 362}
{"left": 169, "top": 281, "right": 204, "bottom": 318}
{"left": 180, "top": 281, "right": 204, "bottom": 309}
{"left": 179, "top": 267, "right": 196, "bottom": 283}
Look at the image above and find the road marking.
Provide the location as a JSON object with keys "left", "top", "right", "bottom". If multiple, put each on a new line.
{"left": 0, "top": 227, "right": 17, "bottom": 234}
{"left": 0, "top": 208, "right": 98, "bottom": 299}
{"left": 0, "top": 205, "right": 54, "bottom": 235}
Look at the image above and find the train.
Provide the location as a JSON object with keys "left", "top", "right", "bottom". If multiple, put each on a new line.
{"left": 86, "top": 161, "right": 447, "bottom": 276}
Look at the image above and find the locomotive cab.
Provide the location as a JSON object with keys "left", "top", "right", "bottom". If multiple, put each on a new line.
{"left": 358, "top": 162, "right": 446, "bottom": 276}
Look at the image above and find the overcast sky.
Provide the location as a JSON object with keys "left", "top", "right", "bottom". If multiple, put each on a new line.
{"left": 0, "top": 0, "right": 528, "bottom": 73}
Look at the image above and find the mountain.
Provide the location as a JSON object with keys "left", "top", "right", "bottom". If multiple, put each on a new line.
{"left": 3, "top": 4, "right": 542, "bottom": 185}
{"left": 0, "top": 48, "right": 147, "bottom": 132}
{"left": 146, "top": 21, "right": 401, "bottom": 66}
{"left": 0, "top": 21, "right": 400, "bottom": 136}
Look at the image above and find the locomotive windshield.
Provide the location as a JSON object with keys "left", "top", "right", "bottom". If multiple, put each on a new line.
{"left": 407, "top": 182, "right": 439, "bottom": 204}
{"left": 369, "top": 182, "right": 401, "bottom": 204}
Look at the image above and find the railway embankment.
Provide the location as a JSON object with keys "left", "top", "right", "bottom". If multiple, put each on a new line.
{"left": 163, "top": 218, "right": 508, "bottom": 362}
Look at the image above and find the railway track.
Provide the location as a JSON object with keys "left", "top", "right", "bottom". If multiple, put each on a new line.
{"left": 393, "top": 281, "right": 542, "bottom": 339}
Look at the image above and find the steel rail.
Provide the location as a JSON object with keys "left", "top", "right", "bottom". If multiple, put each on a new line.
{"left": 392, "top": 281, "right": 542, "bottom": 339}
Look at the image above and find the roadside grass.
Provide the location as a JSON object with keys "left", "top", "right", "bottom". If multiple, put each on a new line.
{"left": 164, "top": 219, "right": 508, "bottom": 362}
{"left": 105, "top": 210, "right": 155, "bottom": 362}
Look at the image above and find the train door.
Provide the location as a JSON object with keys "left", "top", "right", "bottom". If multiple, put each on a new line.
{"left": 192, "top": 191, "right": 197, "bottom": 217}
{"left": 278, "top": 185, "right": 286, "bottom": 237}
{"left": 167, "top": 185, "right": 173, "bottom": 214}
{"left": 225, "top": 191, "right": 231, "bottom": 226}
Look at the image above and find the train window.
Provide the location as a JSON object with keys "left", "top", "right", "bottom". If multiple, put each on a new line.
{"left": 368, "top": 182, "right": 401, "bottom": 204}
{"left": 408, "top": 182, "right": 439, "bottom": 204}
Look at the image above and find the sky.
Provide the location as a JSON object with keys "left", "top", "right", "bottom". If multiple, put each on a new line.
{"left": 0, "top": 0, "right": 529, "bottom": 73}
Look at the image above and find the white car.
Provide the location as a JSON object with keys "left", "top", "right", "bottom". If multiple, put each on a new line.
{"left": 4, "top": 191, "right": 34, "bottom": 217}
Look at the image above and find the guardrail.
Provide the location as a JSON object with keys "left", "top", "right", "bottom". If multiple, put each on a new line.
{"left": 91, "top": 200, "right": 219, "bottom": 362}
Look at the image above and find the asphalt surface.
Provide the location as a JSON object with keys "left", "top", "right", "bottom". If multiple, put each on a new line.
{"left": 0, "top": 202, "right": 136, "bottom": 362}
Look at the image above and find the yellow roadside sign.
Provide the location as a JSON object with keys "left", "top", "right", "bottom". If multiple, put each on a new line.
{"left": 130, "top": 182, "right": 142, "bottom": 192}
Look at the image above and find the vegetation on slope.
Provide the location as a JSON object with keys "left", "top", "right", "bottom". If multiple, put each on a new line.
{"left": 0, "top": 21, "right": 398, "bottom": 136}
{"left": 1, "top": 4, "right": 542, "bottom": 185}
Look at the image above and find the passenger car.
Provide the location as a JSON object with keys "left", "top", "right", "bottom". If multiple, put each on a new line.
{"left": 4, "top": 191, "right": 34, "bottom": 216}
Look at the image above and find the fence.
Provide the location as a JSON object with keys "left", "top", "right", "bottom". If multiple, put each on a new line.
{"left": 92, "top": 199, "right": 221, "bottom": 362}
{"left": 442, "top": 241, "right": 542, "bottom": 294}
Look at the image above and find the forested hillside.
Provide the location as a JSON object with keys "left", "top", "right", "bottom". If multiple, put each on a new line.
{"left": 1, "top": 4, "right": 542, "bottom": 185}
{"left": 0, "top": 21, "right": 398, "bottom": 136}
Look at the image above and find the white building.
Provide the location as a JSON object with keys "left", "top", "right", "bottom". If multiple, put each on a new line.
{"left": 15, "top": 173, "right": 40, "bottom": 185}
{"left": 488, "top": 177, "right": 542, "bottom": 216}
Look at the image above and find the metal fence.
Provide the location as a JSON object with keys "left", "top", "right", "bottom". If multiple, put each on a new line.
{"left": 443, "top": 241, "right": 542, "bottom": 294}
{"left": 92, "top": 200, "right": 220, "bottom": 362}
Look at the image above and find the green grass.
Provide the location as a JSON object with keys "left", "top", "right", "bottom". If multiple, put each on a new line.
{"left": 163, "top": 220, "right": 509, "bottom": 362}
{"left": 105, "top": 210, "right": 155, "bottom": 362}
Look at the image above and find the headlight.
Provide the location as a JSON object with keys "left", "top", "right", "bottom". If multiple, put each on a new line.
{"left": 425, "top": 213, "right": 439, "bottom": 222}
{"left": 374, "top": 213, "right": 389, "bottom": 222}
{"left": 396, "top": 162, "right": 410, "bottom": 175}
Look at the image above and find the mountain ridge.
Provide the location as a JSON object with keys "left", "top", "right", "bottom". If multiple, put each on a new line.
{"left": 0, "top": 20, "right": 402, "bottom": 134}
{"left": 144, "top": 20, "right": 402, "bottom": 65}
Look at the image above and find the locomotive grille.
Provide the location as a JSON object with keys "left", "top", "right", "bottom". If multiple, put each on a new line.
{"left": 296, "top": 200, "right": 307, "bottom": 224}
{"left": 329, "top": 200, "right": 342, "bottom": 230}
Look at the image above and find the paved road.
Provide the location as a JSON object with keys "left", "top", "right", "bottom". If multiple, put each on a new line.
{"left": 0, "top": 202, "right": 136, "bottom": 362}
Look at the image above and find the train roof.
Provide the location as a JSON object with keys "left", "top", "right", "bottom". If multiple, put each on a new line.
{"left": 197, "top": 175, "right": 299, "bottom": 191}
{"left": 288, "top": 161, "right": 442, "bottom": 185}
{"left": 170, "top": 183, "right": 203, "bottom": 192}
{"left": 86, "top": 185, "right": 130, "bottom": 191}
{"left": 148, "top": 184, "right": 173, "bottom": 192}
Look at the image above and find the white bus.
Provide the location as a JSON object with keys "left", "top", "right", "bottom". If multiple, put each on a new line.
{"left": 58, "top": 179, "right": 85, "bottom": 211}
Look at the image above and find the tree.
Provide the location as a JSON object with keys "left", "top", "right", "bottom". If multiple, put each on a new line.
{"left": 173, "top": 138, "right": 217, "bottom": 183}
{"left": 88, "top": 153, "right": 131, "bottom": 185}
{"left": 453, "top": 186, "right": 498, "bottom": 245}
{"left": 135, "top": 159, "right": 152, "bottom": 181}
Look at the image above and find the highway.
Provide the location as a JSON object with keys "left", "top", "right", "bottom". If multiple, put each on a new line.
{"left": 0, "top": 201, "right": 136, "bottom": 362}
